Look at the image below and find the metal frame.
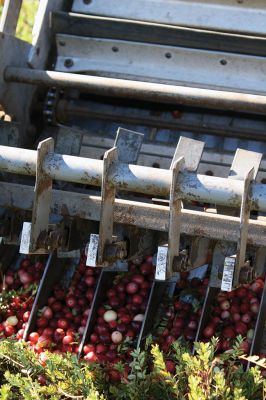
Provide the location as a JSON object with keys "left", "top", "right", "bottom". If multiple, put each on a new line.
{"left": 55, "top": 34, "right": 266, "bottom": 95}
{"left": 71, "top": 0, "right": 266, "bottom": 36}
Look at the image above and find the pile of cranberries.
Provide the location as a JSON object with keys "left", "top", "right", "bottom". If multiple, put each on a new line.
{"left": 0, "top": 258, "right": 45, "bottom": 339}
{"left": 25, "top": 254, "right": 101, "bottom": 354}
{"left": 1, "top": 258, "right": 45, "bottom": 292}
{"left": 154, "top": 273, "right": 208, "bottom": 354}
{"left": 201, "top": 276, "right": 265, "bottom": 353}
{"left": 83, "top": 256, "right": 154, "bottom": 368}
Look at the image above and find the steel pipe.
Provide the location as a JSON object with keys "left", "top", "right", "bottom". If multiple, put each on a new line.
{"left": 0, "top": 144, "right": 266, "bottom": 210}
{"left": 4, "top": 66, "right": 266, "bottom": 114}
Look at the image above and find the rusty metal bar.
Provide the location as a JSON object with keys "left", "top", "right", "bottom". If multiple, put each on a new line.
{"left": 1, "top": 182, "right": 266, "bottom": 246}
{"left": 1, "top": 143, "right": 266, "bottom": 210}
{"left": 97, "top": 147, "right": 117, "bottom": 265}
{"left": 167, "top": 157, "right": 184, "bottom": 278}
{"left": 234, "top": 168, "right": 254, "bottom": 286}
{"left": 4, "top": 66, "right": 266, "bottom": 114}
{"left": 20, "top": 138, "right": 54, "bottom": 254}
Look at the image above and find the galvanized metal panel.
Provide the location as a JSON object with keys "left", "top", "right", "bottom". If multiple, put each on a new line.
{"left": 51, "top": 11, "right": 266, "bottom": 57}
{"left": 72, "top": 0, "right": 266, "bottom": 36}
{"left": 55, "top": 34, "right": 266, "bottom": 94}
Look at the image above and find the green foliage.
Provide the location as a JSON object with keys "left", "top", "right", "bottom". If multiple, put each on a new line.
{"left": 0, "top": 337, "right": 264, "bottom": 399}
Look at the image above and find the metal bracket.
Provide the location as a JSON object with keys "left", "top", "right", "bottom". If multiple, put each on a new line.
{"left": 86, "top": 127, "right": 144, "bottom": 267}
{"left": 20, "top": 138, "right": 54, "bottom": 254}
{"left": 234, "top": 167, "right": 254, "bottom": 286}
{"left": 167, "top": 157, "right": 184, "bottom": 278}
{"left": 214, "top": 148, "right": 262, "bottom": 289}
{"left": 155, "top": 136, "right": 205, "bottom": 280}
{"left": 98, "top": 147, "right": 118, "bottom": 265}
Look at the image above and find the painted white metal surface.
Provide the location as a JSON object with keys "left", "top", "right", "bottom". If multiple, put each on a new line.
{"left": 72, "top": 0, "right": 266, "bottom": 36}
{"left": 55, "top": 34, "right": 266, "bottom": 94}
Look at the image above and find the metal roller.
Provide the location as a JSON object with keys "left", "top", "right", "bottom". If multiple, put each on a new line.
{"left": 0, "top": 143, "right": 266, "bottom": 210}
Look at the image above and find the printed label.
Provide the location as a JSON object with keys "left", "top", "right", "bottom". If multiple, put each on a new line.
{"left": 86, "top": 234, "right": 99, "bottom": 267}
{"left": 155, "top": 246, "right": 168, "bottom": 280}
{"left": 221, "top": 256, "right": 235, "bottom": 292}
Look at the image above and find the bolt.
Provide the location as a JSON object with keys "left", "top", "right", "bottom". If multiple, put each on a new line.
{"left": 220, "top": 59, "right": 227, "bottom": 66}
{"left": 165, "top": 52, "right": 172, "bottom": 59}
{"left": 83, "top": 0, "right": 92, "bottom": 4}
{"left": 64, "top": 58, "right": 74, "bottom": 68}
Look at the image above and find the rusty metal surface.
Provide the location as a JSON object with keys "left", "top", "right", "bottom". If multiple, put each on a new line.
{"left": 234, "top": 168, "right": 254, "bottom": 286}
{"left": 114, "top": 127, "right": 144, "bottom": 164}
{"left": 20, "top": 138, "right": 54, "bottom": 254}
{"left": 2, "top": 182, "right": 266, "bottom": 247}
{"left": 5, "top": 67, "right": 266, "bottom": 115}
{"left": 98, "top": 147, "right": 118, "bottom": 265}
{"left": 167, "top": 157, "right": 184, "bottom": 277}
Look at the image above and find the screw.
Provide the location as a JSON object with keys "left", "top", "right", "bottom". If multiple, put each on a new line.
{"left": 220, "top": 59, "right": 227, "bottom": 66}
{"left": 83, "top": 0, "right": 92, "bottom": 4}
{"left": 112, "top": 46, "right": 119, "bottom": 53}
{"left": 64, "top": 58, "right": 74, "bottom": 68}
{"left": 165, "top": 52, "right": 172, "bottom": 59}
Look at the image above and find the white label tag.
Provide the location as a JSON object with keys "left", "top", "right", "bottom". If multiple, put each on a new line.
{"left": 19, "top": 222, "right": 31, "bottom": 254}
{"left": 86, "top": 234, "right": 99, "bottom": 267}
{"left": 221, "top": 256, "right": 235, "bottom": 292}
{"left": 155, "top": 246, "right": 168, "bottom": 280}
